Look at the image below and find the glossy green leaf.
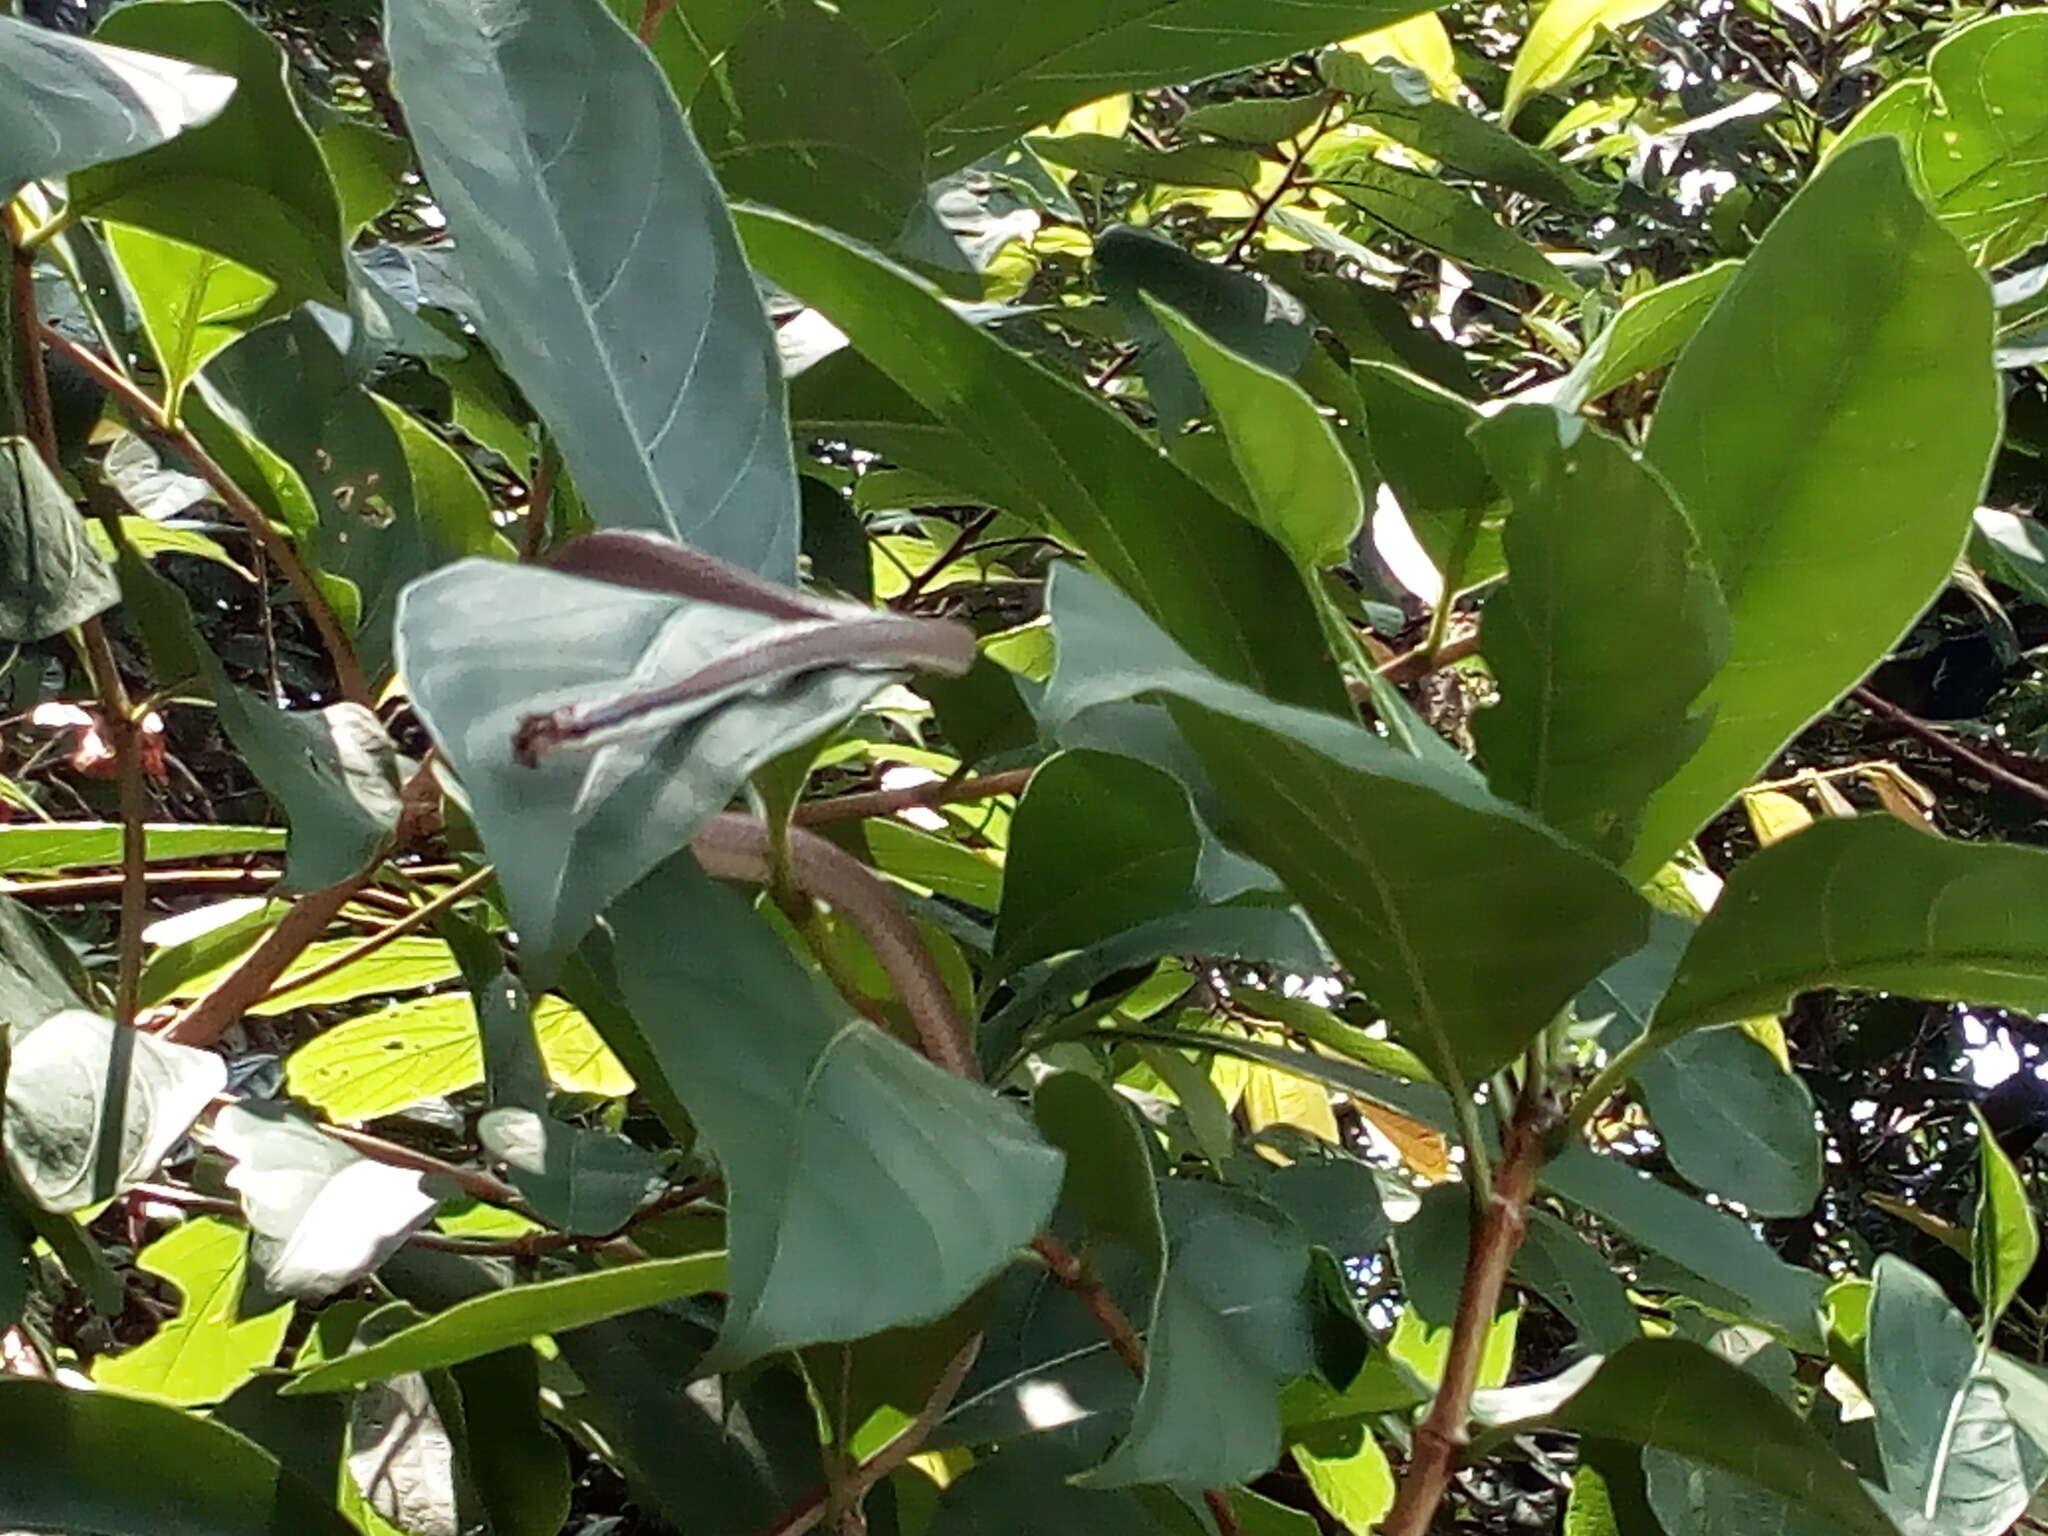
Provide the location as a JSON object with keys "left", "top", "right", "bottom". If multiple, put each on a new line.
{"left": 1351, "top": 363, "right": 1504, "bottom": 593}
{"left": 1637, "top": 1027, "right": 1820, "bottom": 1218}
{"left": 1036, "top": 1071, "right": 1166, "bottom": 1274}
{"left": 1869, "top": 1254, "right": 2035, "bottom": 1536}
{"left": 1547, "top": 261, "right": 1738, "bottom": 412}
{"left": 396, "top": 558, "right": 890, "bottom": 980}
{"left": 695, "top": 0, "right": 926, "bottom": 244}
{"left": 608, "top": 857, "right": 1063, "bottom": 1370}
{"left": 741, "top": 209, "right": 1346, "bottom": 713}
{"left": 0, "top": 436, "right": 118, "bottom": 642}
{"left": 1150, "top": 299, "right": 1365, "bottom": 568}
{"left": 0, "top": 11, "right": 231, "bottom": 200}
{"left": 1031, "top": 133, "right": 1260, "bottom": 189}
{"left": 1502, "top": 0, "right": 1672, "bottom": 126}
{"left": 290, "top": 1251, "right": 728, "bottom": 1393}
{"left": 71, "top": 1, "right": 348, "bottom": 304}
{"left": 0, "top": 1378, "right": 358, "bottom": 1536}
{"left": 5, "top": 1009, "right": 226, "bottom": 1213}
{"left": 1321, "top": 52, "right": 1606, "bottom": 207}
{"left": 1045, "top": 567, "right": 1647, "bottom": 1081}
{"left": 1323, "top": 158, "right": 1574, "bottom": 296}
{"left": 842, "top": 0, "right": 1443, "bottom": 172}
{"left": 1630, "top": 140, "right": 1999, "bottom": 876}
{"left": 1472, "top": 407, "right": 1726, "bottom": 864}
{"left": 0, "top": 822, "right": 283, "bottom": 873}
{"left": 996, "top": 750, "right": 1201, "bottom": 971}
{"left": 388, "top": 0, "right": 798, "bottom": 579}
{"left": 320, "top": 117, "right": 412, "bottom": 236}
{"left": 1501, "top": 1338, "right": 1894, "bottom": 1536}
{"left": 1544, "top": 1145, "right": 1825, "bottom": 1350}
{"left": 92, "top": 1217, "right": 292, "bottom": 1407}
{"left": 1836, "top": 13, "right": 2048, "bottom": 269}
{"left": 1972, "top": 1106, "right": 2038, "bottom": 1336}
{"left": 1656, "top": 817, "right": 2048, "bottom": 1039}
{"left": 104, "top": 224, "right": 274, "bottom": 413}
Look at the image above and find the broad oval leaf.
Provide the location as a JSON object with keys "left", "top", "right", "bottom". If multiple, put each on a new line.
{"left": 1636, "top": 1026, "right": 1820, "bottom": 1219}
{"left": 1655, "top": 816, "right": 2048, "bottom": 1039}
{"left": 0, "top": 12, "right": 232, "bottom": 201}
{"left": 387, "top": 0, "right": 799, "bottom": 579}
{"left": 1630, "top": 139, "right": 1999, "bottom": 876}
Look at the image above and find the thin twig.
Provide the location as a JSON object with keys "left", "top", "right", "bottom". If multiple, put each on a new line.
{"left": 0, "top": 866, "right": 283, "bottom": 903}
{"left": 791, "top": 768, "right": 1034, "bottom": 828}
{"left": 637, "top": 0, "right": 675, "bottom": 42}
{"left": 256, "top": 864, "right": 494, "bottom": 1005}
{"left": 1850, "top": 684, "right": 2048, "bottom": 815}
{"left": 895, "top": 508, "right": 998, "bottom": 608}
{"left": 1222, "top": 95, "right": 1341, "bottom": 266}
{"left": 38, "top": 324, "right": 371, "bottom": 709}
{"left": 1377, "top": 626, "right": 1482, "bottom": 686}
{"left": 318, "top": 1123, "right": 526, "bottom": 1208}
{"left": 520, "top": 440, "right": 557, "bottom": 562}
{"left": 78, "top": 623, "right": 147, "bottom": 1025}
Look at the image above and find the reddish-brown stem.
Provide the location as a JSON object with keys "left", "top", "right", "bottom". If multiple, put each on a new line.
{"left": 1850, "top": 684, "right": 2048, "bottom": 815}
{"left": 520, "top": 441, "right": 557, "bottom": 562}
{"left": 317, "top": 1122, "right": 526, "bottom": 1208}
{"left": 791, "top": 768, "right": 1033, "bottom": 828}
{"left": 38, "top": 324, "right": 371, "bottom": 709}
{"left": 256, "top": 865, "right": 494, "bottom": 1005}
{"left": 1381, "top": 1097, "right": 1554, "bottom": 1536}
{"left": 8, "top": 238, "right": 58, "bottom": 461}
{"left": 637, "top": 0, "right": 675, "bottom": 42}
{"left": 1223, "top": 95, "right": 1341, "bottom": 266}
{"left": 1377, "top": 627, "right": 1482, "bottom": 686}
{"left": 894, "top": 508, "right": 998, "bottom": 608}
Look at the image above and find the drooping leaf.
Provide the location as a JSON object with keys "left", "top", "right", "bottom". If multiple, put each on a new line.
{"left": 1150, "top": 299, "right": 1365, "bottom": 568}
{"left": 70, "top": 0, "right": 348, "bottom": 304}
{"left": 1868, "top": 1254, "right": 2036, "bottom": 1536}
{"left": 214, "top": 1101, "right": 439, "bottom": 1300}
{"left": 387, "top": 0, "right": 799, "bottom": 580}
{"left": 1655, "top": 817, "right": 2048, "bottom": 1040}
{"left": 995, "top": 750, "right": 1201, "bottom": 971}
{"left": 1502, "top": 0, "right": 1673, "bottom": 126}
{"left": 1044, "top": 567, "right": 1648, "bottom": 1082}
{"left": 0, "top": 1378, "right": 358, "bottom": 1536}
{"left": 289, "top": 1252, "right": 728, "bottom": 1394}
{"left": 607, "top": 857, "right": 1063, "bottom": 1371}
{"left": 448, "top": 1346, "right": 571, "bottom": 1536}
{"left": 1971, "top": 1106, "right": 2039, "bottom": 1337}
{"left": 0, "top": 436, "right": 119, "bottom": 643}
{"left": 1472, "top": 406, "right": 1727, "bottom": 865}
{"left": 0, "top": 896, "right": 88, "bottom": 1032}
{"left": 1545, "top": 261, "right": 1738, "bottom": 412}
{"left": 92, "top": 1217, "right": 293, "bottom": 1407}
{"left": 1322, "top": 158, "right": 1574, "bottom": 296}
{"left": 740, "top": 208, "right": 1346, "bottom": 713}
{"left": 1636, "top": 1027, "right": 1820, "bottom": 1219}
{"left": 395, "top": 557, "right": 894, "bottom": 980}
{"left": 1629, "top": 140, "right": 1999, "bottom": 876}
{"left": 0, "top": 11, "right": 232, "bottom": 200}
{"left": 5, "top": 1009, "right": 226, "bottom": 1213}
{"left": 1835, "top": 13, "right": 2048, "bottom": 269}
{"left": 1320, "top": 52, "right": 1606, "bottom": 207}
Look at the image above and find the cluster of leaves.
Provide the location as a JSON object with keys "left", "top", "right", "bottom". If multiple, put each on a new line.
{"left": 1, "top": 0, "right": 2047, "bottom": 1534}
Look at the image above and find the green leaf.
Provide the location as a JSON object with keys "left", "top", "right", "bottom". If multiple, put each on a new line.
{"left": 1636, "top": 1027, "right": 1820, "bottom": 1219}
{"left": 1972, "top": 1106, "right": 2039, "bottom": 1337}
{"left": 216, "top": 1102, "right": 439, "bottom": 1300}
{"left": 448, "top": 1347, "right": 571, "bottom": 1536}
{"left": 104, "top": 224, "right": 275, "bottom": 413}
{"left": 91, "top": 1217, "right": 293, "bottom": 1407}
{"left": 1472, "top": 407, "right": 1726, "bottom": 865}
{"left": 167, "top": 935, "right": 459, "bottom": 1016}
{"left": 1351, "top": 363, "right": 1504, "bottom": 593}
{"left": 0, "top": 896, "right": 88, "bottom": 1030}
{"left": 1544, "top": 1145, "right": 1825, "bottom": 1350}
{"left": 1096, "top": 223, "right": 1313, "bottom": 435}
{"left": 1149, "top": 299, "right": 1365, "bottom": 568}
{"left": 1183, "top": 95, "right": 1330, "bottom": 146}
{"left": 607, "top": 857, "right": 1063, "bottom": 1370}
{"left": 996, "top": 750, "right": 1201, "bottom": 971}
{"left": 1629, "top": 139, "right": 1999, "bottom": 877}
{"left": 397, "top": 558, "right": 894, "bottom": 979}
{"left": 1835, "top": 13, "right": 2048, "bottom": 269}
{"left": 289, "top": 1252, "right": 729, "bottom": 1394}
{"left": 694, "top": 0, "right": 927, "bottom": 244}
{"left": 1030, "top": 133, "right": 1261, "bottom": 189}
{"left": 477, "top": 1107, "right": 661, "bottom": 1236}
{"left": 0, "top": 821, "right": 283, "bottom": 873}
{"left": 1291, "top": 1420, "right": 1396, "bottom": 1536}
{"left": 740, "top": 209, "right": 1346, "bottom": 714}
{"left": 1502, "top": 0, "right": 1673, "bottom": 126}
{"left": 5, "top": 1009, "right": 226, "bottom": 1213}
{"left": 1320, "top": 53, "right": 1606, "bottom": 207}
{"left": 1655, "top": 817, "right": 2048, "bottom": 1039}
{"left": 1323, "top": 158, "right": 1574, "bottom": 296}
{"left": 1546, "top": 261, "right": 1738, "bottom": 412}
{"left": 0, "top": 11, "right": 231, "bottom": 200}
{"left": 71, "top": 0, "right": 348, "bottom": 304}
{"left": 841, "top": 0, "right": 1443, "bottom": 172}
{"left": 1869, "top": 1255, "right": 2036, "bottom": 1536}
{"left": 930, "top": 1439, "right": 1182, "bottom": 1536}
{"left": 0, "top": 437, "right": 119, "bottom": 643}
{"left": 1036, "top": 1071, "right": 1167, "bottom": 1273}
{"left": 0, "top": 1378, "right": 358, "bottom": 1536}
{"left": 1643, "top": 1448, "right": 1849, "bottom": 1536}
{"left": 1501, "top": 1338, "right": 1894, "bottom": 1536}
{"left": 320, "top": 117, "right": 413, "bottom": 236}
{"left": 1514, "top": 1209, "right": 1640, "bottom": 1353}
{"left": 387, "top": 0, "right": 798, "bottom": 580}
{"left": 1045, "top": 567, "right": 1648, "bottom": 1082}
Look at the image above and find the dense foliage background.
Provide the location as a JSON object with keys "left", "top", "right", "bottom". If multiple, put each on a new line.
{"left": 3, "top": 0, "right": 2048, "bottom": 1532}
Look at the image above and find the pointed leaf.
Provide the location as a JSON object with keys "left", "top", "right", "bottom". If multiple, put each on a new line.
{"left": 104, "top": 224, "right": 275, "bottom": 411}
{"left": 1630, "top": 140, "right": 1999, "bottom": 876}
{"left": 1323, "top": 158, "right": 1574, "bottom": 296}
{"left": 1636, "top": 1027, "right": 1820, "bottom": 1218}
{"left": 92, "top": 1217, "right": 292, "bottom": 1407}
{"left": 1503, "top": 0, "right": 1673, "bottom": 125}
{"left": 0, "top": 437, "right": 118, "bottom": 642}
{"left": 1545, "top": 261, "right": 1738, "bottom": 412}
{"left": 1352, "top": 363, "right": 1504, "bottom": 593}
{"left": 477, "top": 1107, "right": 661, "bottom": 1237}
{"left": 387, "top": 0, "right": 798, "bottom": 579}
{"left": 1972, "top": 1106, "right": 2039, "bottom": 1336}
{"left": 1031, "top": 133, "right": 1261, "bottom": 189}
